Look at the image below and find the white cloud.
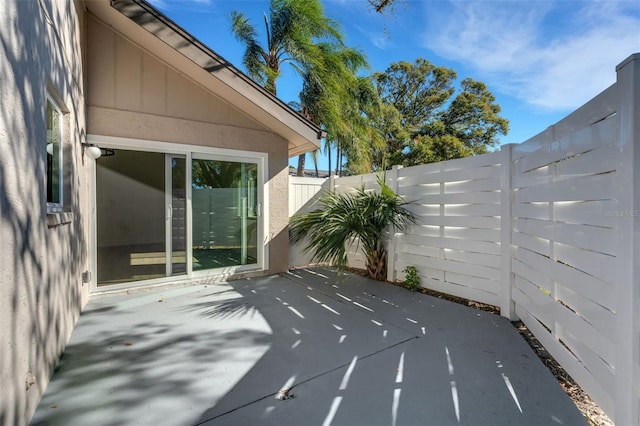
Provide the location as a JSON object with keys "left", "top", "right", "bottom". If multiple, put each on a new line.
{"left": 423, "top": 1, "right": 640, "bottom": 111}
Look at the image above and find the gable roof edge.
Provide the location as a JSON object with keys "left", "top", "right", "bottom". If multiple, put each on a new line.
{"left": 89, "top": 0, "right": 321, "bottom": 156}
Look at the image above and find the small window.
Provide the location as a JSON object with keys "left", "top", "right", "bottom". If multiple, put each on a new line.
{"left": 46, "top": 97, "right": 62, "bottom": 208}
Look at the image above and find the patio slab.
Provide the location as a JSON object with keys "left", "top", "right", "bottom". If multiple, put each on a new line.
{"left": 30, "top": 267, "right": 586, "bottom": 426}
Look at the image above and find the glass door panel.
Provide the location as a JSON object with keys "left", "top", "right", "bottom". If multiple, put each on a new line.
{"left": 96, "top": 150, "right": 166, "bottom": 285}
{"left": 169, "top": 156, "right": 187, "bottom": 276}
{"left": 191, "top": 159, "right": 258, "bottom": 271}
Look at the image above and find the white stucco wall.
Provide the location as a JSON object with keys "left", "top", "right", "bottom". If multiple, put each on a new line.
{"left": 0, "top": 1, "right": 89, "bottom": 425}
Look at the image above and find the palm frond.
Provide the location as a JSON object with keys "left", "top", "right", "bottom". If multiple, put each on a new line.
{"left": 290, "top": 181, "right": 416, "bottom": 276}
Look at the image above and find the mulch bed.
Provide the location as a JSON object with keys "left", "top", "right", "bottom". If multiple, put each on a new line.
{"left": 346, "top": 267, "right": 613, "bottom": 426}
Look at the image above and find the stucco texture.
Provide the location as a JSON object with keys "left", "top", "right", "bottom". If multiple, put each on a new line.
{"left": 0, "top": 1, "right": 89, "bottom": 425}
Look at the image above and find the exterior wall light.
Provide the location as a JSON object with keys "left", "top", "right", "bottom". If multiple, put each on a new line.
{"left": 82, "top": 143, "right": 102, "bottom": 160}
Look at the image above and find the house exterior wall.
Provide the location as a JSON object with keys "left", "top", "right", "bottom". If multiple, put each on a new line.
{"left": 0, "top": 1, "right": 89, "bottom": 425}
{"left": 86, "top": 15, "right": 290, "bottom": 275}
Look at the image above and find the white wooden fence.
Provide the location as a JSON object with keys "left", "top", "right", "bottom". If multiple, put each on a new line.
{"left": 288, "top": 53, "right": 640, "bottom": 425}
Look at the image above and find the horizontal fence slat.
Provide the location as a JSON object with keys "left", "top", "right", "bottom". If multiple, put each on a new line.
{"left": 512, "top": 142, "right": 619, "bottom": 190}
{"left": 513, "top": 305, "right": 614, "bottom": 417}
{"left": 445, "top": 271, "right": 500, "bottom": 295}
{"left": 443, "top": 227, "right": 501, "bottom": 242}
{"left": 514, "top": 276, "right": 615, "bottom": 367}
{"left": 443, "top": 151, "right": 502, "bottom": 170}
{"left": 556, "top": 286, "right": 616, "bottom": 339}
{"left": 412, "top": 215, "right": 501, "bottom": 229}
{"left": 397, "top": 234, "right": 501, "bottom": 255}
{"left": 513, "top": 247, "right": 616, "bottom": 311}
{"left": 392, "top": 263, "right": 446, "bottom": 281}
{"left": 554, "top": 243, "right": 616, "bottom": 284}
{"left": 556, "top": 200, "right": 620, "bottom": 228}
{"left": 396, "top": 253, "right": 501, "bottom": 281}
{"left": 400, "top": 183, "right": 441, "bottom": 197}
{"left": 512, "top": 202, "right": 551, "bottom": 221}
{"left": 444, "top": 177, "right": 501, "bottom": 193}
{"left": 517, "top": 119, "right": 617, "bottom": 173}
{"left": 512, "top": 231, "right": 551, "bottom": 257}
{"left": 399, "top": 163, "right": 501, "bottom": 186}
{"left": 514, "top": 218, "right": 617, "bottom": 255}
{"left": 406, "top": 204, "right": 441, "bottom": 216}
{"left": 555, "top": 141, "right": 618, "bottom": 177}
{"left": 412, "top": 191, "right": 502, "bottom": 205}
{"left": 552, "top": 83, "right": 618, "bottom": 140}
{"left": 395, "top": 243, "right": 441, "bottom": 258}
{"left": 515, "top": 172, "right": 617, "bottom": 203}
{"left": 442, "top": 249, "right": 501, "bottom": 269}
{"left": 444, "top": 203, "right": 501, "bottom": 217}
{"left": 395, "top": 271, "right": 501, "bottom": 307}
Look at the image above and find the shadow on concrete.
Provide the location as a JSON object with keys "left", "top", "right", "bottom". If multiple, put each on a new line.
{"left": 31, "top": 268, "right": 587, "bottom": 426}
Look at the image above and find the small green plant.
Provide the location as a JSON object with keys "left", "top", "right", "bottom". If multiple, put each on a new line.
{"left": 403, "top": 265, "right": 420, "bottom": 291}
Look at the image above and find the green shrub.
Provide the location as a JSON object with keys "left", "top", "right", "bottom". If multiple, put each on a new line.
{"left": 403, "top": 265, "right": 420, "bottom": 291}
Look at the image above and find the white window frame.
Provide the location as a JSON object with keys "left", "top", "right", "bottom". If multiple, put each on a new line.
{"left": 46, "top": 95, "right": 64, "bottom": 212}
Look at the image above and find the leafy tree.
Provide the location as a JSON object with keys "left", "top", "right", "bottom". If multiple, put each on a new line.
{"left": 371, "top": 58, "right": 509, "bottom": 168}
{"left": 290, "top": 175, "right": 416, "bottom": 280}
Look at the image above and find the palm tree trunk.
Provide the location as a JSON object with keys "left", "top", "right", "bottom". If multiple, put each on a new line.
{"left": 366, "top": 249, "right": 387, "bottom": 281}
{"left": 297, "top": 153, "right": 306, "bottom": 176}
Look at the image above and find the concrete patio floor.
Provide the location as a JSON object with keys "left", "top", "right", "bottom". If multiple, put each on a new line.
{"left": 30, "top": 267, "right": 586, "bottom": 426}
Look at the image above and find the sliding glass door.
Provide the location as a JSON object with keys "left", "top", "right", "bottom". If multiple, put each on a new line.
{"left": 95, "top": 147, "right": 262, "bottom": 288}
{"left": 191, "top": 158, "right": 258, "bottom": 270}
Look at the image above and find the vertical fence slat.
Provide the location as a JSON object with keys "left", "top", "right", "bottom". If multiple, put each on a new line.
{"left": 614, "top": 53, "right": 640, "bottom": 426}
{"left": 386, "top": 165, "right": 402, "bottom": 283}
{"left": 500, "top": 144, "right": 515, "bottom": 319}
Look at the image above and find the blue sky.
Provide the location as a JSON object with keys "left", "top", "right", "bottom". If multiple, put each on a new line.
{"left": 148, "top": 0, "right": 640, "bottom": 171}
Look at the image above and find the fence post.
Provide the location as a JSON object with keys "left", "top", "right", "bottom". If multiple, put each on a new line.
{"left": 500, "top": 144, "right": 516, "bottom": 320}
{"left": 615, "top": 53, "right": 640, "bottom": 426}
{"left": 386, "top": 165, "right": 402, "bottom": 283}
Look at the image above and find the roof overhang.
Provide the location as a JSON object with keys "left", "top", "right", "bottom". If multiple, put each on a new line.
{"left": 85, "top": 0, "right": 321, "bottom": 157}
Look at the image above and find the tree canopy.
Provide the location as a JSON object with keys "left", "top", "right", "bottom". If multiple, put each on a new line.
{"left": 366, "top": 58, "right": 509, "bottom": 170}
{"left": 231, "top": 4, "right": 507, "bottom": 175}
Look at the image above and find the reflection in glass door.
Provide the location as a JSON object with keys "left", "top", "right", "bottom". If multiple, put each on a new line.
{"left": 191, "top": 159, "right": 258, "bottom": 270}
{"left": 96, "top": 150, "right": 167, "bottom": 285}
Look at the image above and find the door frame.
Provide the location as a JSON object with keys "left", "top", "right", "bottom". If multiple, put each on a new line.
{"left": 87, "top": 134, "right": 269, "bottom": 293}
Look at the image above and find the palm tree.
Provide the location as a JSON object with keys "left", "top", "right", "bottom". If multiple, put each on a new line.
{"left": 230, "top": 0, "right": 343, "bottom": 96}
{"left": 298, "top": 44, "right": 378, "bottom": 175}
{"left": 231, "top": 1, "right": 371, "bottom": 176}
{"left": 290, "top": 175, "right": 416, "bottom": 280}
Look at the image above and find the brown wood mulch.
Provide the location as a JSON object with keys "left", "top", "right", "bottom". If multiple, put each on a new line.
{"left": 345, "top": 268, "right": 613, "bottom": 426}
